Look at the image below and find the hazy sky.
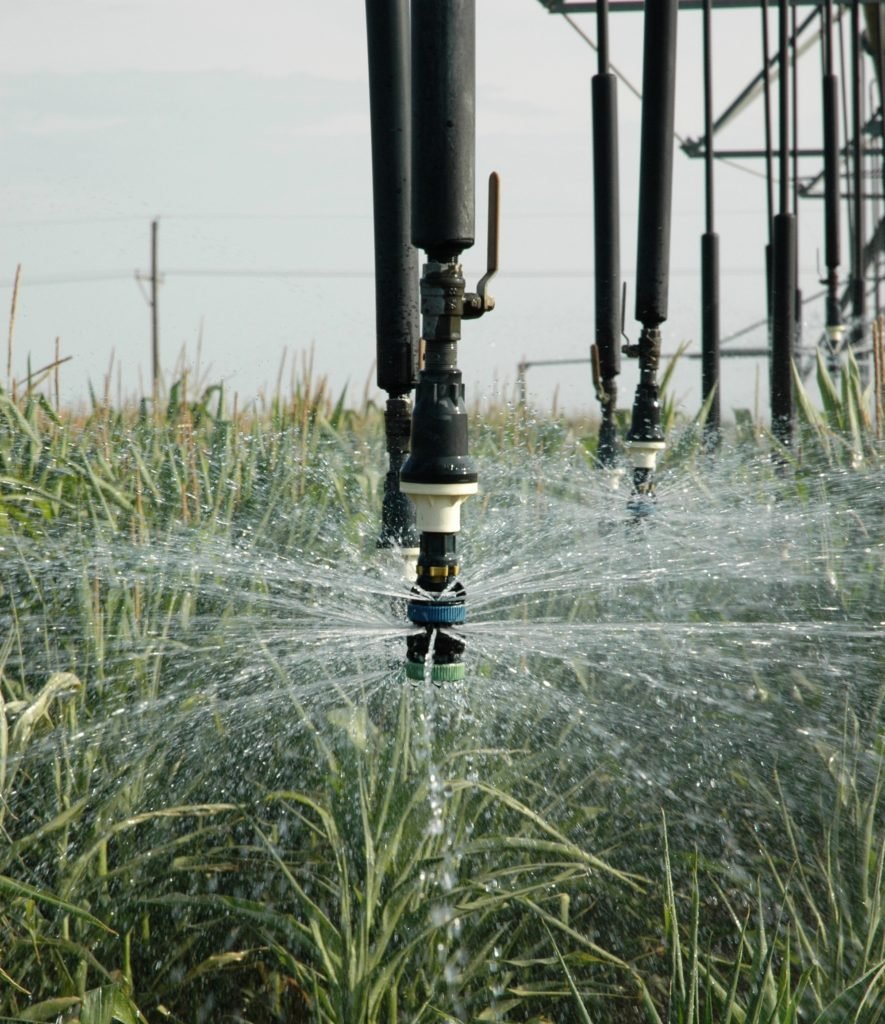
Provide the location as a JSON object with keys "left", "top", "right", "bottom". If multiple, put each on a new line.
{"left": 1, "top": 0, "right": 838, "bottom": 416}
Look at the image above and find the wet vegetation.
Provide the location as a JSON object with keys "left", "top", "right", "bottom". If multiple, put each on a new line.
{"left": 1, "top": 354, "right": 883, "bottom": 1023}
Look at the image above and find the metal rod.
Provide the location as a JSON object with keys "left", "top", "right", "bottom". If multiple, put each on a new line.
{"left": 522, "top": 349, "right": 771, "bottom": 370}
{"left": 822, "top": 0, "right": 842, "bottom": 336}
{"left": 703, "top": 0, "right": 714, "bottom": 235}
{"left": 791, "top": 0, "right": 799, "bottom": 216}
{"left": 851, "top": 0, "right": 865, "bottom": 345}
{"left": 792, "top": 0, "right": 802, "bottom": 367}
{"left": 778, "top": 0, "right": 790, "bottom": 216}
{"left": 762, "top": 0, "right": 775, "bottom": 336}
{"left": 702, "top": 0, "right": 720, "bottom": 439}
{"left": 596, "top": 0, "right": 610, "bottom": 72}
{"left": 545, "top": 1, "right": 829, "bottom": 13}
{"left": 686, "top": 146, "right": 881, "bottom": 160}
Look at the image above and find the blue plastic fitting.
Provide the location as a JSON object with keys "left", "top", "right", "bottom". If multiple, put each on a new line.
{"left": 406, "top": 600, "right": 467, "bottom": 625}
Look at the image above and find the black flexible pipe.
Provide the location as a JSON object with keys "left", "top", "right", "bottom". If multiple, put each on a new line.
{"left": 791, "top": 0, "right": 802, "bottom": 358}
{"left": 366, "top": 0, "right": 420, "bottom": 549}
{"left": 850, "top": 0, "right": 865, "bottom": 349}
{"left": 625, "top": 0, "right": 678, "bottom": 513}
{"left": 762, "top": 0, "right": 774, "bottom": 332}
{"left": 771, "top": 0, "right": 795, "bottom": 446}
{"left": 635, "top": 0, "right": 678, "bottom": 330}
{"left": 592, "top": 0, "right": 620, "bottom": 466}
{"left": 701, "top": 0, "right": 720, "bottom": 441}
{"left": 411, "top": 0, "right": 475, "bottom": 260}
{"left": 772, "top": 213, "right": 796, "bottom": 443}
{"left": 822, "top": 0, "right": 842, "bottom": 336}
{"left": 366, "top": 0, "right": 419, "bottom": 397}
{"left": 778, "top": 0, "right": 790, "bottom": 216}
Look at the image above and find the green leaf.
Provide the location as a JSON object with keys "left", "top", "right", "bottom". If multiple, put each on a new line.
{"left": 0, "top": 874, "right": 115, "bottom": 934}
{"left": 12, "top": 996, "right": 81, "bottom": 1021}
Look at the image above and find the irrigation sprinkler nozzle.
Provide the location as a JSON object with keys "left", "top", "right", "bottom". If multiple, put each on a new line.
{"left": 825, "top": 322, "right": 845, "bottom": 349}
{"left": 624, "top": 325, "right": 666, "bottom": 515}
{"left": 404, "top": 529, "right": 468, "bottom": 681}
{"left": 400, "top": 369, "right": 477, "bottom": 679}
{"left": 398, "top": 206, "right": 494, "bottom": 680}
{"left": 404, "top": 2, "right": 495, "bottom": 680}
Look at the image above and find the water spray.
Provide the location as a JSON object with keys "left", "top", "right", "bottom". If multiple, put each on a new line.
{"left": 366, "top": 0, "right": 420, "bottom": 569}
{"left": 622, "top": 0, "right": 678, "bottom": 514}
{"left": 402, "top": 0, "right": 497, "bottom": 682}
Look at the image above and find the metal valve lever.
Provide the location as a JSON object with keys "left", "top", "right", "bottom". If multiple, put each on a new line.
{"left": 464, "top": 172, "right": 500, "bottom": 318}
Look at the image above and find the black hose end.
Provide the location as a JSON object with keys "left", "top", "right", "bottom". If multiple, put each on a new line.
{"left": 627, "top": 466, "right": 657, "bottom": 517}
{"left": 597, "top": 413, "right": 618, "bottom": 469}
{"left": 625, "top": 387, "right": 664, "bottom": 445}
{"left": 378, "top": 473, "right": 419, "bottom": 550}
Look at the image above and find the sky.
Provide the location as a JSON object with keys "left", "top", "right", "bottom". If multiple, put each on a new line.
{"left": 0, "top": 0, "right": 847, "bottom": 418}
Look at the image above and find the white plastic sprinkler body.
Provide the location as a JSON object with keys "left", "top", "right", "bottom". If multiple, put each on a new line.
{"left": 399, "top": 480, "right": 478, "bottom": 534}
{"left": 624, "top": 439, "right": 666, "bottom": 471}
{"left": 826, "top": 323, "right": 846, "bottom": 350}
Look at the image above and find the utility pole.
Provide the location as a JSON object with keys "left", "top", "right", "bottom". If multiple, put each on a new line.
{"left": 135, "top": 218, "right": 161, "bottom": 396}
{"left": 151, "top": 218, "right": 159, "bottom": 391}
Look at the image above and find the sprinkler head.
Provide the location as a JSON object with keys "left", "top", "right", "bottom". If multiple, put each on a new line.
{"left": 825, "top": 323, "right": 845, "bottom": 349}
{"left": 399, "top": 339, "right": 477, "bottom": 682}
{"left": 404, "top": 529, "right": 468, "bottom": 682}
{"left": 405, "top": 591, "right": 467, "bottom": 683}
{"left": 624, "top": 325, "right": 665, "bottom": 516}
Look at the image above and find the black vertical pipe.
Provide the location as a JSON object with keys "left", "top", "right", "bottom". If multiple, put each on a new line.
{"left": 791, "top": 1, "right": 799, "bottom": 217}
{"left": 771, "top": 0, "right": 795, "bottom": 445}
{"left": 366, "top": 0, "right": 419, "bottom": 397}
{"left": 772, "top": 214, "right": 797, "bottom": 442}
{"left": 778, "top": 0, "right": 790, "bottom": 215}
{"left": 822, "top": 0, "right": 842, "bottom": 337}
{"left": 851, "top": 0, "right": 865, "bottom": 349}
{"left": 592, "top": 78, "right": 619, "bottom": 376}
{"left": 411, "top": 0, "right": 475, "bottom": 260}
{"left": 762, "top": 0, "right": 775, "bottom": 331}
{"left": 701, "top": 0, "right": 720, "bottom": 442}
{"left": 592, "top": 0, "right": 620, "bottom": 466}
{"left": 635, "top": 0, "right": 678, "bottom": 330}
{"left": 791, "top": 0, "right": 802, "bottom": 356}
{"left": 366, "top": 0, "right": 420, "bottom": 549}
{"left": 626, "top": 0, "right": 678, "bottom": 513}
{"left": 877, "top": 5, "right": 885, "bottom": 319}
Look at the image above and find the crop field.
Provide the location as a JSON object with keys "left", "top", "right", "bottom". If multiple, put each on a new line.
{"left": 1, "top": 355, "right": 883, "bottom": 1023}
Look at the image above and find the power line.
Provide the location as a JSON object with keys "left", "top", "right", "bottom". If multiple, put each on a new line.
{"left": 1, "top": 265, "right": 827, "bottom": 288}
